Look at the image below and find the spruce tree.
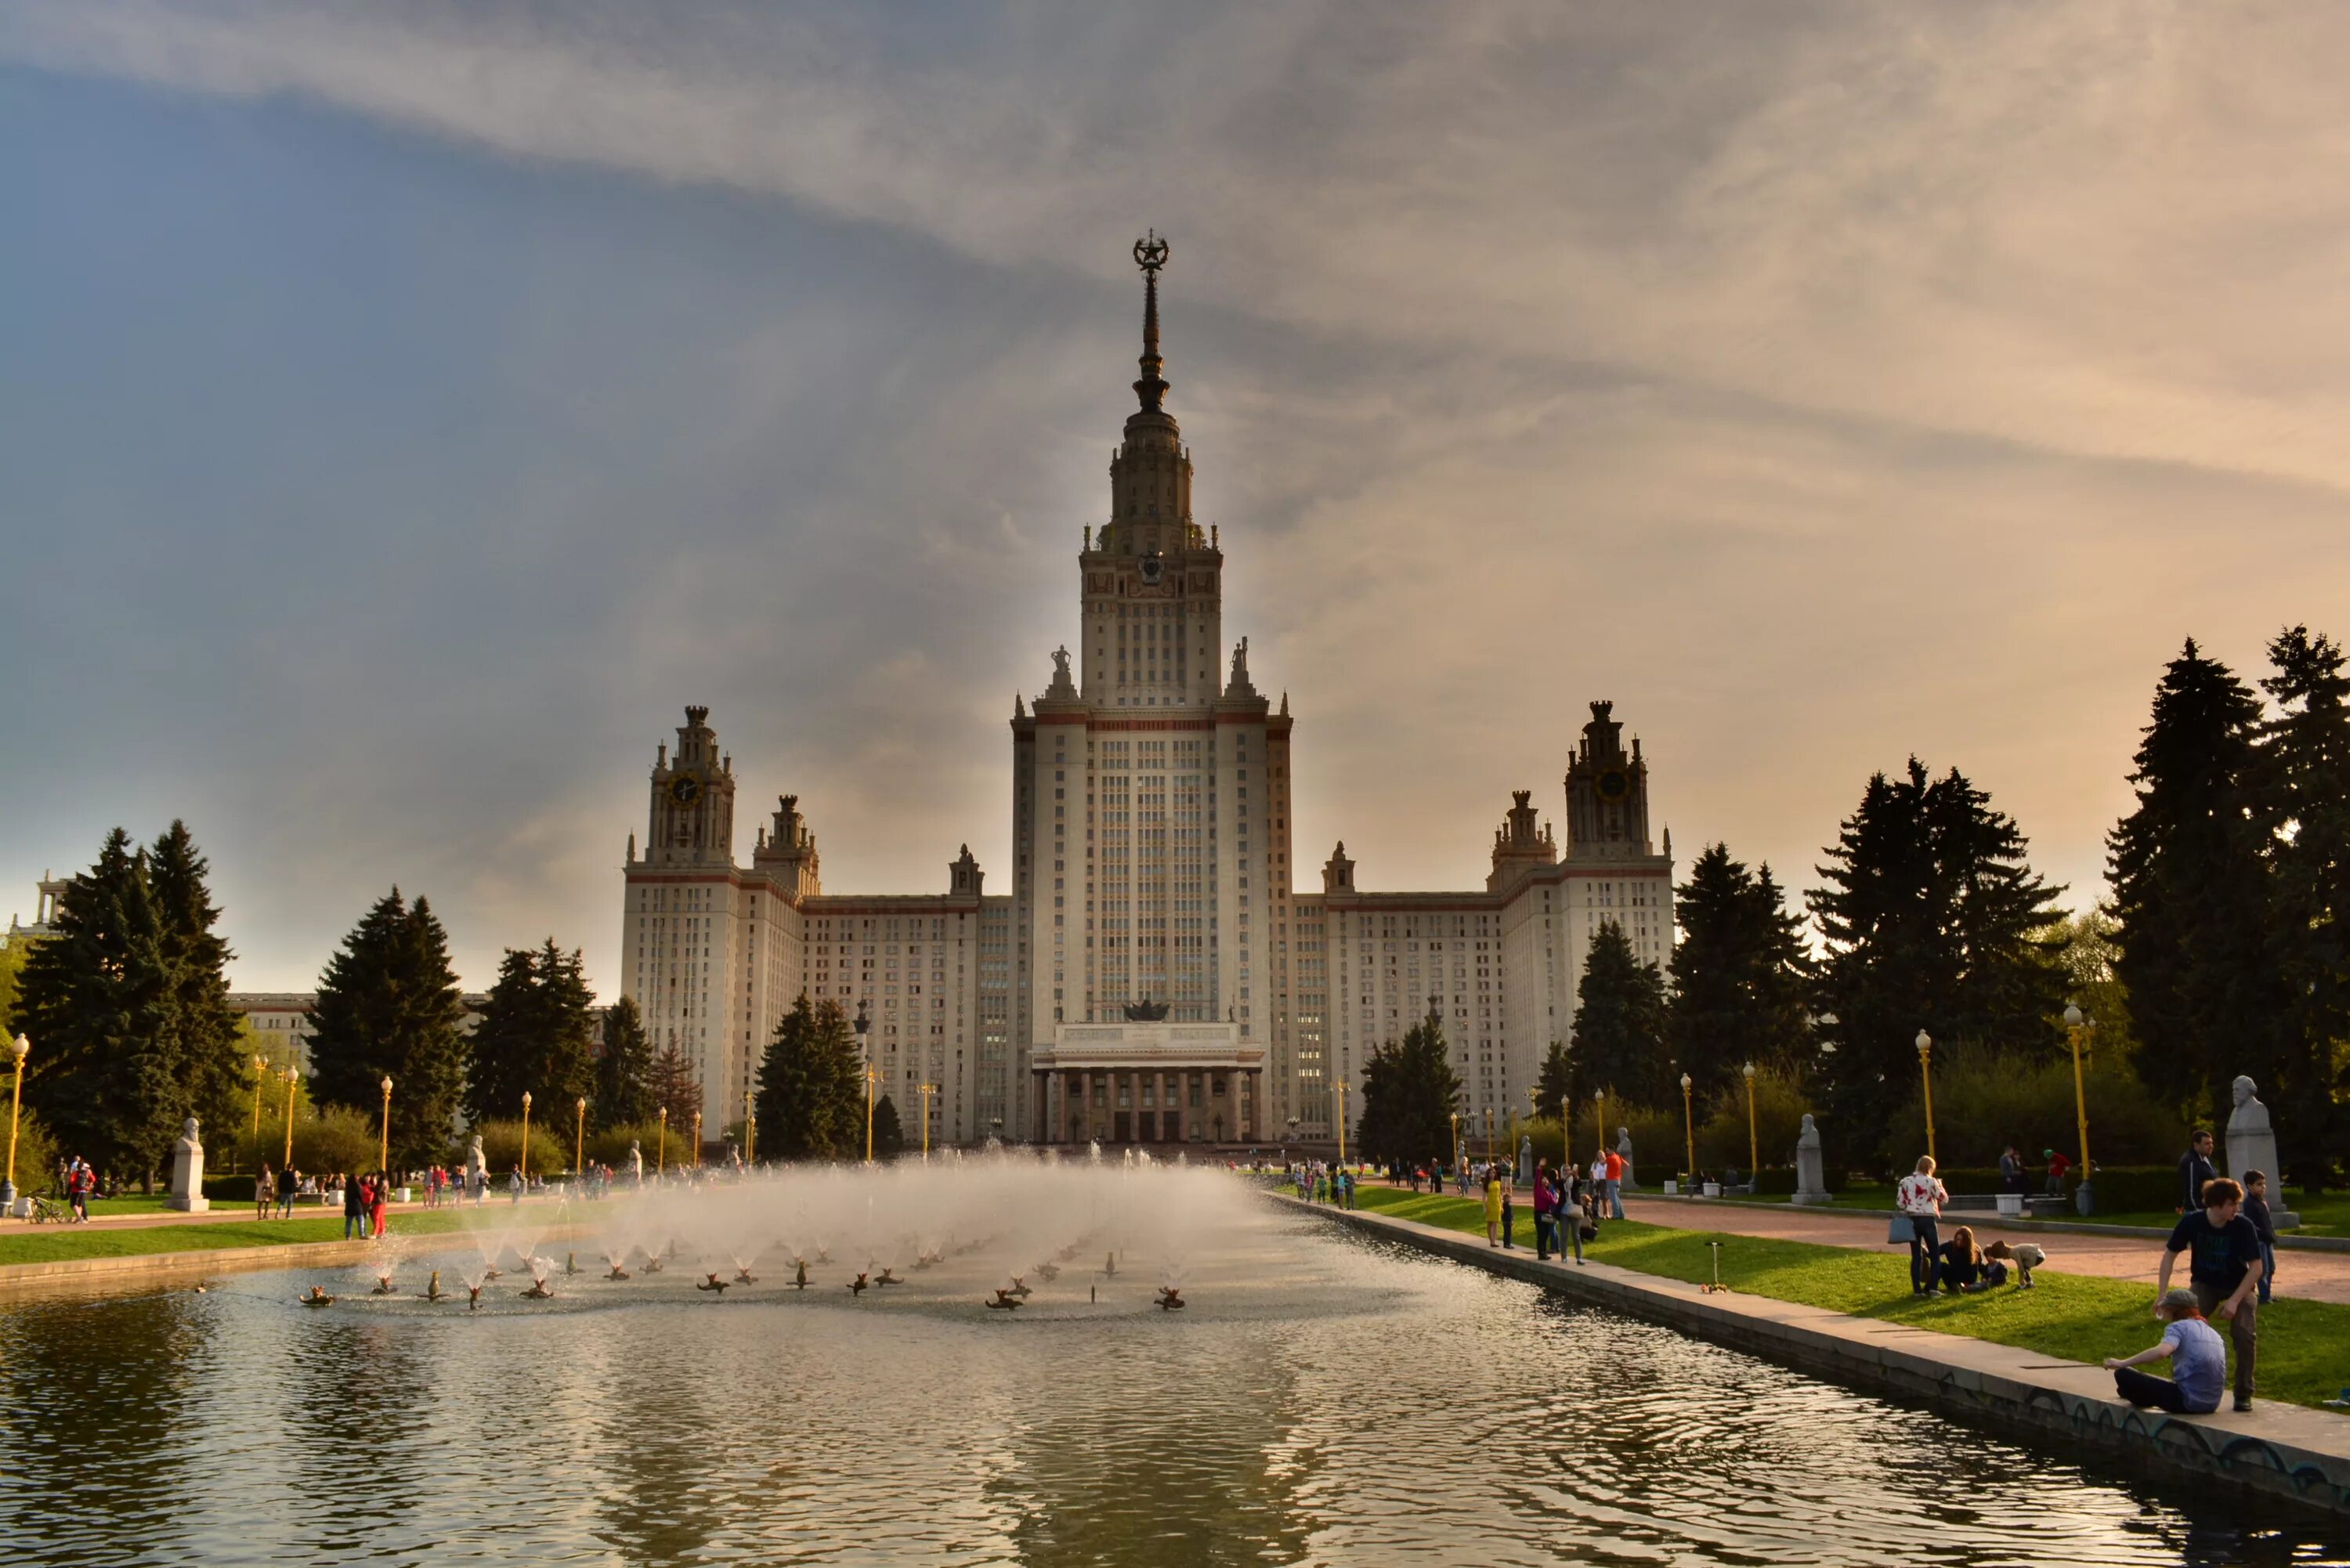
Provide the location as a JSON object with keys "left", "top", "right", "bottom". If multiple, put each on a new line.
{"left": 2108, "top": 642, "right": 2283, "bottom": 1121}
{"left": 1668, "top": 844, "right": 1759, "bottom": 1097}
{"left": 754, "top": 993, "right": 821, "bottom": 1159}
{"left": 805, "top": 999, "right": 867, "bottom": 1158}
{"left": 1355, "top": 1010, "right": 1465, "bottom": 1170}
{"left": 309, "top": 888, "right": 466, "bottom": 1167}
{"left": 593, "top": 994, "right": 656, "bottom": 1129}
{"left": 464, "top": 948, "right": 545, "bottom": 1128}
{"left": 871, "top": 1093, "right": 906, "bottom": 1158}
{"left": 147, "top": 821, "right": 247, "bottom": 1135}
{"left": 10, "top": 829, "right": 179, "bottom": 1184}
{"left": 646, "top": 1040, "right": 703, "bottom": 1129}
{"left": 1571, "top": 919, "right": 1670, "bottom": 1107}
{"left": 1811, "top": 758, "right": 2068, "bottom": 1159}
{"left": 1535, "top": 1038, "right": 1572, "bottom": 1123}
{"left": 2258, "top": 625, "right": 2350, "bottom": 1178}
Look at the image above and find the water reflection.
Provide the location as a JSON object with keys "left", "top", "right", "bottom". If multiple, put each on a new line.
{"left": 0, "top": 1192, "right": 2341, "bottom": 1566}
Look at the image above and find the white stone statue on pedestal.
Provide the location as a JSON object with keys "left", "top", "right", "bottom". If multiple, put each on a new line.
{"left": 2225, "top": 1075, "right": 2298, "bottom": 1228}
{"left": 466, "top": 1134, "right": 488, "bottom": 1203}
{"left": 1792, "top": 1113, "right": 1832, "bottom": 1205}
{"left": 1616, "top": 1126, "right": 1635, "bottom": 1190}
{"left": 168, "top": 1117, "right": 210, "bottom": 1212}
{"left": 629, "top": 1139, "right": 644, "bottom": 1187}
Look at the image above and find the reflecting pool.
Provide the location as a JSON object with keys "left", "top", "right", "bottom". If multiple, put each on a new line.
{"left": 0, "top": 1165, "right": 2338, "bottom": 1566}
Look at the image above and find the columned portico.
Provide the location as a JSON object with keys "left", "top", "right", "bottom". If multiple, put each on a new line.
{"left": 1034, "top": 1021, "right": 1262, "bottom": 1144}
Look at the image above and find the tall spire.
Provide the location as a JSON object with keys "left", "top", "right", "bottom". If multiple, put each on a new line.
{"left": 1132, "top": 230, "right": 1170, "bottom": 414}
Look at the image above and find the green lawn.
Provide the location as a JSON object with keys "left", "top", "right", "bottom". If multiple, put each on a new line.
{"left": 0, "top": 1210, "right": 479, "bottom": 1266}
{"left": 1346, "top": 1187, "right": 2350, "bottom": 1411}
{"left": 1659, "top": 1187, "right": 2350, "bottom": 1239}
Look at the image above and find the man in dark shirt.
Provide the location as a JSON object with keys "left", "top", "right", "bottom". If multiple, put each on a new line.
{"left": 2159, "top": 1176, "right": 2264, "bottom": 1411}
{"left": 2177, "top": 1129, "right": 2218, "bottom": 1213}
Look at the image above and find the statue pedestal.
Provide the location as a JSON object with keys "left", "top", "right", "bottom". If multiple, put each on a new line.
{"left": 168, "top": 1118, "right": 209, "bottom": 1212}
{"left": 1791, "top": 1112, "right": 1831, "bottom": 1205}
{"left": 2227, "top": 1078, "right": 2300, "bottom": 1229}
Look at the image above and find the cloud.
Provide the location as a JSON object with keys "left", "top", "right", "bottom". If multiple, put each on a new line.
{"left": 2, "top": 1, "right": 2347, "bottom": 993}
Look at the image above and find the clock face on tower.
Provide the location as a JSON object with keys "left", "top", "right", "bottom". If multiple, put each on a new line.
{"left": 1596, "top": 768, "right": 1630, "bottom": 803}
{"left": 669, "top": 772, "right": 704, "bottom": 808}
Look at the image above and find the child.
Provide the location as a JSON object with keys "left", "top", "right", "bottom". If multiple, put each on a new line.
{"left": 2105, "top": 1288, "right": 2225, "bottom": 1414}
{"left": 2242, "top": 1170, "right": 2277, "bottom": 1306}
{"left": 1983, "top": 1237, "right": 2046, "bottom": 1288}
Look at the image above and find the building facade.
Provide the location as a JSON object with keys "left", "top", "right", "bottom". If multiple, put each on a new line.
{"left": 618, "top": 241, "right": 1672, "bottom": 1147}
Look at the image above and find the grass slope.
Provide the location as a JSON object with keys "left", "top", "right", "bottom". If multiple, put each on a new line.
{"left": 0, "top": 1210, "right": 478, "bottom": 1266}
{"left": 1347, "top": 1187, "right": 2350, "bottom": 1411}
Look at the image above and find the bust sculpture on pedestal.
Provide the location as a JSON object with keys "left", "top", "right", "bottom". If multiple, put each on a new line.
{"left": 1616, "top": 1126, "right": 1635, "bottom": 1190}
{"left": 628, "top": 1140, "right": 644, "bottom": 1187}
{"left": 2225, "top": 1075, "right": 2299, "bottom": 1229}
{"left": 1791, "top": 1113, "right": 1831, "bottom": 1205}
{"left": 168, "top": 1117, "right": 210, "bottom": 1212}
{"left": 466, "top": 1134, "right": 488, "bottom": 1201}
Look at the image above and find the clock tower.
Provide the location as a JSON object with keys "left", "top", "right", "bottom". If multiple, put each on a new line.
{"left": 1563, "top": 700, "right": 1654, "bottom": 862}
{"left": 645, "top": 704, "right": 736, "bottom": 868}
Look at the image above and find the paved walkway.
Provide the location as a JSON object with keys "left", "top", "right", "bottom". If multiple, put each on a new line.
{"left": 1621, "top": 1194, "right": 2350, "bottom": 1305}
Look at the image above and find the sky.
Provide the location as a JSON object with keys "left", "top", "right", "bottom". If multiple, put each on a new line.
{"left": 4, "top": 1, "right": 2348, "bottom": 996}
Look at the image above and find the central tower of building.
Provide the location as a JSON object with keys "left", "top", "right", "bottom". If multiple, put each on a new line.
{"left": 1004, "top": 235, "right": 1292, "bottom": 1142}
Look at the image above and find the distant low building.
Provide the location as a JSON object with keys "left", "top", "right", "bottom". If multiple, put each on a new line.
{"left": 5, "top": 873, "right": 67, "bottom": 948}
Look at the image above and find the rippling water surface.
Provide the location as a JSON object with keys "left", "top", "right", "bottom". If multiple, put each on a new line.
{"left": 1, "top": 1183, "right": 2341, "bottom": 1566}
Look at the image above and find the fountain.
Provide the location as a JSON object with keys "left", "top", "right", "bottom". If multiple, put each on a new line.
{"left": 696, "top": 1273, "right": 729, "bottom": 1295}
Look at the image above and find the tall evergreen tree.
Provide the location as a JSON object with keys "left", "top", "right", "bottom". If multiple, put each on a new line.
{"left": 9, "top": 829, "right": 179, "bottom": 1183}
{"left": 1668, "top": 846, "right": 1815, "bottom": 1097}
{"left": 463, "top": 941, "right": 598, "bottom": 1129}
{"left": 1812, "top": 758, "right": 2068, "bottom": 1158}
{"left": 753, "top": 995, "right": 865, "bottom": 1160}
{"left": 146, "top": 821, "right": 247, "bottom": 1134}
{"left": 2108, "top": 642, "right": 2284, "bottom": 1121}
{"left": 593, "top": 994, "right": 656, "bottom": 1129}
{"left": 1355, "top": 1009, "right": 1465, "bottom": 1170}
{"left": 646, "top": 1040, "right": 703, "bottom": 1130}
{"left": 2257, "top": 625, "right": 2350, "bottom": 1177}
{"left": 1535, "top": 1038, "right": 1572, "bottom": 1123}
{"left": 871, "top": 1093, "right": 906, "bottom": 1158}
{"left": 1571, "top": 919, "right": 1671, "bottom": 1106}
{"left": 309, "top": 888, "right": 467, "bottom": 1166}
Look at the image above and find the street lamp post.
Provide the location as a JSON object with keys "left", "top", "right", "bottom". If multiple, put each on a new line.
{"left": 3, "top": 1033, "right": 29, "bottom": 1211}
{"left": 656, "top": 1106, "right": 668, "bottom": 1178}
{"left": 2063, "top": 1004, "right": 2096, "bottom": 1215}
{"left": 281, "top": 1064, "right": 298, "bottom": 1168}
{"left": 865, "top": 1066, "right": 879, "bottom": 1164}
{"left": 576, "top": 1096, "right": 588, "bottom": 1180}
{"left": 1335, "top": 1080, "right": 1349, "bottom": 1168}
{"left": 1914, "top": 1031, "right": 1936, "bottom": 1162}
{"left": 1594, "top": 1088, "right": 1606, "bottom": 1169}
{"left": 692, "top": 1110, "right": 703, "bottom": 1166}
{"left": 378, "top": 1075, "right": 393, "bottom": 1176}
{"left": 1483, "top": 1105, "right": 1495, "bottom": 1164}
{"left": 1741, "top": 1063, "right": 1759, "bottom": 1180}
{"left": 854, "top": 1001, "right": 874, "bottom": 1163}
{"left": 1448, "top": 1111, "right": 1461, "bottom": 1181}
{"left": 1680, "top": 1073, "right": 1696, "bottom": 1187}
{"left": 743, "top": 1088, "right": 755, "bottom": 1167}
{"left": 520, "top": 1091, "right": 533, "bottom": 1183}
{"left": 248, "top": 1053, "right": 266, "bottom": 1173}
{"left": 918, "top": 1082, "right": 938, "bottom": 1160}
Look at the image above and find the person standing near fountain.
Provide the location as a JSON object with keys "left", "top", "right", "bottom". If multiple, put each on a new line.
{"left": 1896, "top": 1156, "right": 1949, "bottom": 1296}
{"left": 342, "top": 1171, "right": 365, "bottom": 1240}
{"left": 1482, "top": 1165, "right": 1504, "bottom": 1248}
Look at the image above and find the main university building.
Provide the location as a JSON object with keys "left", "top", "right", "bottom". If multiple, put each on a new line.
{"left": 619, "top": 242, "right": 1672, "bottom": 1150}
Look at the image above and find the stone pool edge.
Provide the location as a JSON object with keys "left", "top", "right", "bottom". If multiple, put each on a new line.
{"left": 1281, "top": 1195, "right": 2350, "bottom": 1522}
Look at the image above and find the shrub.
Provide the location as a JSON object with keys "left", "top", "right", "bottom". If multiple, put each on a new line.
{"left": 463, "top": 1118, "right": 598, "bottom": 1179}
{"left": 5, "top": 1108, "right": 60, "bottom": 1195}
{"left": 1694, "top": 1067, "right": 1812, "bottom": 1175}
{"left": 585, "top": 1121, "right": 672, "bottom": 1172}
{"left": 204, "top": 1174, "right": 258, "bottom": 1202}
{"left": 1882, "top": 1043, "right": 2183, "bottom": 1169}
{"left": 291, "top": 1107, "right": 383, "bottom": 1176}
{"left": 1752, "top": 1165, "right": 1849, "bottom": 1196}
